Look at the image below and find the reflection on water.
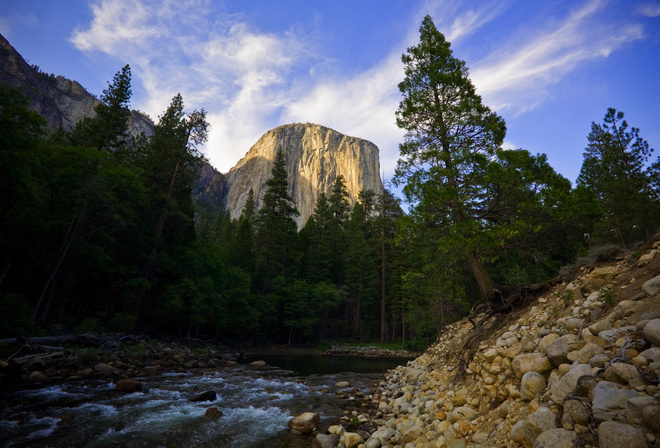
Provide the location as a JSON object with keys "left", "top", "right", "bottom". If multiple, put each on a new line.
{"left": 0, "top": 356, "right": 409, "bottom": 448}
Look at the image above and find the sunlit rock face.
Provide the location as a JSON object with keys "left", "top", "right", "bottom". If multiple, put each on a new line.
{"left": 223, "top": 123, "right": 384, "bottom": 227}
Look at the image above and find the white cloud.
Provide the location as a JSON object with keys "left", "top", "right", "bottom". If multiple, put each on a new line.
{"left": 470, "top": 0, "right": 645, "bottom": 113}
{"left": 637, "top": 3, "right": 660, "bottom": 17}
{"left": 68, "top": 0, "right": 650, "bottom": 180}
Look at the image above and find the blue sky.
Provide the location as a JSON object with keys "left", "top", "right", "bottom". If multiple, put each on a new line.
{"left": 2, "top": 0, "right": 659, "bottom": 190}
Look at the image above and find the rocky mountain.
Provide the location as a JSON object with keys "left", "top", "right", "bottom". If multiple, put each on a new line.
{"left": 0, "top": 33, "right": 154, "bottom": 139}
{"left": 221, "top": 123, "right": 384, "bottom": 226}
{"left": 2, "top": 33, "right": 384, "bottom": 226}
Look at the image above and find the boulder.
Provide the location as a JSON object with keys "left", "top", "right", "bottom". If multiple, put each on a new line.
{"left": 288, "top": 412, "right": 320, "bottom": 434}
{"left": 550, "top": 362, "right": 591, "bottom": 405}
{"left": 342, "top": 432, "right": 364, "bottom": 448}
{"left": 512, "top": 353, "right": 553, "bottom": 378}
{"left": 626, "top": 396, "right": 654, "bottom": 420}
{"left": 545, "top": 335, "right": 576, "bottom": 367}
{"left": 520, "top": 371, "right": 547, "bottom": 401}
{"left": 642, "top": 274, "right": 660, "bottom": 296}
{"left": 114, "top": 379, "right": 142, "bottom": 393}
{"left": 591, "top": 381, "right": 637, "bottom": 421}
{"left": 597, "top": 421, "right": 647, "bottom": 448}
{"left": 510, "top": 407, "right": 556, "bottom": 447}
{"left": 582, "top": 266, "right": 619, "bottom": 292}
{"left": 94, "top": 362, "right": 119, "bottom": 376}
{"left": 313, "top": 434, "right": 339, "bottom": 448}
{"left": 249, "top": 360, "right": 266, "bottom": 366}
{"left": 188, "top": 390, "right": 217, "bottom": 402}
{"left": 29, "top": 370, "right": 50, "bottom": 382}
{"left": 533, "top": 428, "right": 577, "bottom": 448}
{"left": 643, "top": 318, "right": 660, "bottom": 346}
{"left": 368, "top": 427, "right": 395, "bottom": 446}
{"left": 602, "top": 362, "right": 642, "bottom": 386}
{"left": 563, "top": 399, "right": 591, "bottom": 426}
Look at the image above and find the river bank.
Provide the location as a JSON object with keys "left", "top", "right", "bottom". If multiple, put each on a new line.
{"left": 318, "top": 241, "right": 660, "bottom": 448}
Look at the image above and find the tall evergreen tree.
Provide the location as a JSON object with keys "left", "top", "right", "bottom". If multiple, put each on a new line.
{"left": 254, "top": 148, "right": 299, "bottom": 294}
{"left": 68, "top": 65, "right": 132, "bottom": 152}
{"left": 577, "top": 108, "right": 658, "bottom": 247}
{"left": 393, "top": 15, "right": 572, "bottom": 309}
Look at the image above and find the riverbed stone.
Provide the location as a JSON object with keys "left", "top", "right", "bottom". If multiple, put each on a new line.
{"left": 592, "top": 381, "right": 637, "bottom": 421}
{"left": 520, "top": 371, "right": 547, "bottom": 401}
{"left": 603, "top": 362, "right": 642, "bottom": 385}
{"left": 94, "top": 362, "right": 119, "bottom": 376}
{"left": 188, "top": 390, "right": 216, "bottom": 402}
{"left": 545, "top": 335, "right": 576, "bottom": 367}
{"left": 369, "top": 427, "right": 395, "bottom": 446}
{"left": 551, "top": 362, "right": 591, "bottom": 405}
{"left": 643, "top": 319, "right": 660, "bottom": 346}
{"left": 563, "top": 399, "right": 591, "bottom": 426}
{"left": 512, "top": 353, "right": 553, "bottom": 377}
{"left": 642, "top": 275, "right": 660, "bottom": 296}
{"left": 312, "top": 433, "right": 339, "bottom": 448}
{"left": 597, "top": 421, "right": 647, "bottom": 448}
{"left": 342, "top": 431, "right": 364, "bottom": 448}
{"left": 288, "top": 412, "right": 320, "bottom": 434}
{"left": 533, "top": 428, "right": 577, "bottom": 448}
{"left": 114, "top": 378, "right": 142, "bottom": 393}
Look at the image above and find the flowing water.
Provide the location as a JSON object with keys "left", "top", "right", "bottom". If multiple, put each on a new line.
{"left": 0, "top": 355, "right": 410, "bottom": 448}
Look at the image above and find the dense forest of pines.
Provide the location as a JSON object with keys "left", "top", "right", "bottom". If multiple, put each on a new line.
{"left": 1, "top": 16, "right": 659, "bottom": 349}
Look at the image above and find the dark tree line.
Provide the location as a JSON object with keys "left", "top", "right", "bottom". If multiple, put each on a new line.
{"left": 1, "top": 19, "right": 658, "bottom": 348}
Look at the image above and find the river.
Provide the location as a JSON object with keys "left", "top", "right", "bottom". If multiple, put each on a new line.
{"left": 0, "top": 354, "right": 410, "bottom": 447}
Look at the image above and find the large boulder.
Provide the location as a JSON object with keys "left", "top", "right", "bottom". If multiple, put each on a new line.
{"left": 533, "top": 428, "right": 577, "bottom": 448}
{"left": 643, "top": 318, "right": 660, "bottom": 346}
{"left": 597, "top": 421, "right": 648, "bottom": 448}
{"left": 188, "top": 390, "right": 217, "bottom": 402}
{"left": 512, "top": 353, "right": 553, "bottom": 378}
{"left": 550, "top": 362, "right": 591, "bottom": 405}
{"left": 288, "top": 412, "right": 320, "bottom": 434}
{"left": 544, "top": 335, "right": 576, "bottom": 367}
{"left": 114, "top": 379, "right": 142, "bottom": 393}
{"left": 312, "top": 434, "right": 339, "bottom": 448}
{"left": 591, "top": 381, "right": 637, "bottom": 421}
{"left": 520, "top": 371, "right": 547, "bottom": 401}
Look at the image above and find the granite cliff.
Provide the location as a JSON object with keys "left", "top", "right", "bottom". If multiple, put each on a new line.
{"left": 221, "top": 123, "right": 384, "bottom": 226}
{"left": 1, "top": 33, "right": 384, "bottom": 226}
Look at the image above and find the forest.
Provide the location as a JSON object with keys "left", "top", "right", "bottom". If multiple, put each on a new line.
{"left": 1, "top": 16, "right": 658, "bottom": 350}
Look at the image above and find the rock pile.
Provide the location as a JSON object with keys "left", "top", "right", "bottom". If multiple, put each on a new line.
{"left": 319, "top": 241, "right": 660, "bottom": 447}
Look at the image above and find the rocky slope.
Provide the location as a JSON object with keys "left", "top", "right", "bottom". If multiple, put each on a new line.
{"left": 222, "top": 123, "right": 384, "bottom": 226}
{"left": 316, "top": 241, "right": 660, "bottom": 448}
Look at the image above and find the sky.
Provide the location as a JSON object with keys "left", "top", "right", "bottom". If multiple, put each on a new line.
{"left": 2, "top": 0, "right": 659, "bottom": 195}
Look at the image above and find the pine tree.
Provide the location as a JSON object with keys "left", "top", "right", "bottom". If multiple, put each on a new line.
{"left": 577, "top": 108, "right": 658, "bottom": 247}
{"left": 254, "top": 148, "right": 299, "bottom": 294}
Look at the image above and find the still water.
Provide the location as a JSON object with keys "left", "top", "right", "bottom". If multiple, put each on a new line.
{"left": 0, "top": 355, "right": 410, "bottom": 448}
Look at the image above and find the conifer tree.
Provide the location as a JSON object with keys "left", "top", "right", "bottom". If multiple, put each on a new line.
{"left": 577, "top": 108, "right": 658, "bottom": 247}
{"left": 254, "top": 148, "right": 299, "bottom": 293}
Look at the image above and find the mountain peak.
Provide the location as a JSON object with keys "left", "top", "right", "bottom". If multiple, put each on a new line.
{"left": 223, "top": 122, "right": 383, "bottom": 226}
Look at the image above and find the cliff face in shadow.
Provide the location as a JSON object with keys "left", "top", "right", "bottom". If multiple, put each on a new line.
{"left": 0, "top": 33, "right": 153, "bottom": 138}
{"left": 222, "top": 123, "right": 384, "bottom": 227}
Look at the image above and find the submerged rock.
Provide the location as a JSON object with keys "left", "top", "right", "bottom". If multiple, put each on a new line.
{"left": 188, "top": 390, "right": 216, "bottom": 402}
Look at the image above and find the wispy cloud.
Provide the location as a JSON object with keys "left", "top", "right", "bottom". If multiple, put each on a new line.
{"left": 70, "top": 0, "right": 313, "bottom": 172}
{"left": 637, "top": 3, "right": 660, "bottom": 17}
{"left": 69, "top": 0, "right": 651, "bottom": 178}
{"left": 470, "top": 0, "right": 645, "bottom": 112}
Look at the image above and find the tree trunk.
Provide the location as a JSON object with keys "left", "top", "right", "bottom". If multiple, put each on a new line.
{"left": 468, "top": 253, "right": 495, "bottom": 305}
